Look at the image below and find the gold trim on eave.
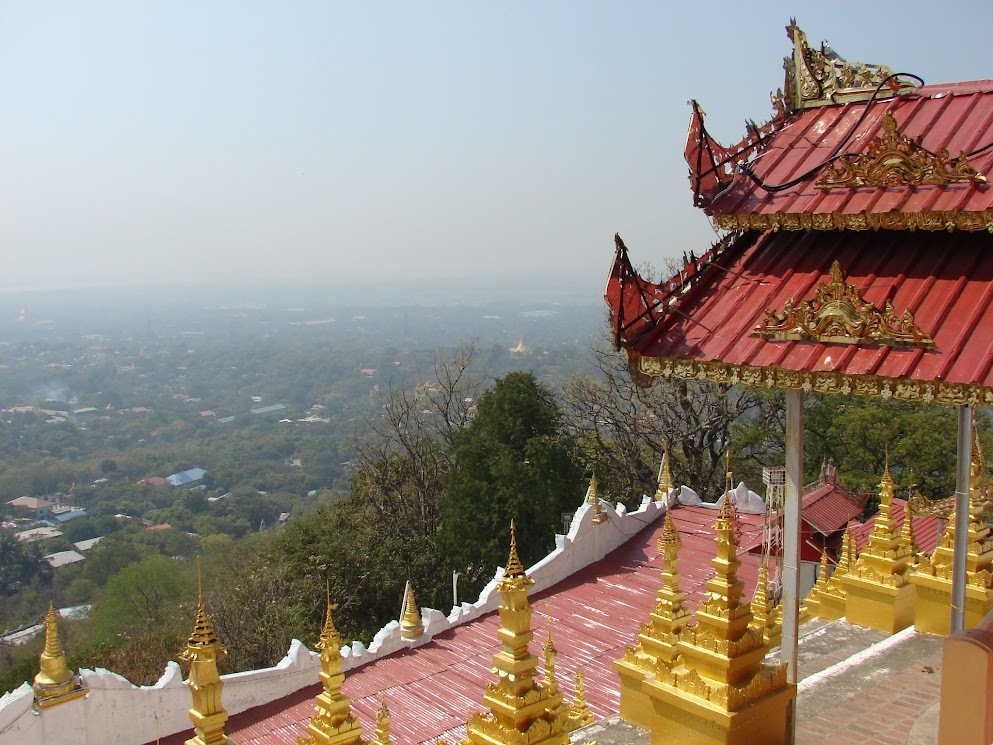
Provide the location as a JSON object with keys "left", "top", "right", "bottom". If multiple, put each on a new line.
{"left": 752, "top": 260, "right": 934, "bottom": 348}
{"left": 815, "top": 112, "right": 987, "bottom": 189}
{"left": 713, "top": 208, "right": 993, "bottom": 233}
{"left": 627, "top": 350, "right": 993, "bottom": 407}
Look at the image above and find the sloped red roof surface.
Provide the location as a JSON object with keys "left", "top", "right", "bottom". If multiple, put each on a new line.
{"left": 609, "top": 227, "right": 993, "bottom": 395}
{"left": 706, "top": 80, "right": 993, "bottom": 219}
{"left": 155, "top": 506, "right": 764, "bottom": 745}
{"left": 849, "top": 497, "right": 942, "bottom": 556}
{"left": 802, "top": 483, "right": 867, "bottom": 535}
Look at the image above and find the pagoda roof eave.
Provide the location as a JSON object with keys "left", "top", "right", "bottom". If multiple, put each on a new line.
{"left": 606, "top": 229, "right": 993, "bottom": 406}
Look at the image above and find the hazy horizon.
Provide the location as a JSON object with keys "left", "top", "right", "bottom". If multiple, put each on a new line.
{"left": 3, "top": 1, "right": 992, "bottom": 295}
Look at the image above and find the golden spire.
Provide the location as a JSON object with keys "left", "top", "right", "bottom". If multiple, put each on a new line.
{"left": 718, "top": 448, "right": 735, "bottom": 520}
{"left": 658, "top": 506, "right": 681, "bottom": 554}
{"left": 463, "top": 521, "right": 568, "bottom": 745}
{"left": 400, "top": 581, "right": 424, "bottom": 640}
{"left": 586, "top": 472, "right": 599, "bottom": 505}
{"left": 33, "top": 602, "right": 86, "bottom": 708}
{"left": 299, "top": 587, "right": 364, "bottom": 745}
{"left": 749, "top": 559, "right": 779, "bottom": 645}
{"left": 588, "top": 472, "right": 608, "bottom": 525}
{"left": 499, "top": 519, "right": 531, "bottom": 589}
{"left": 623, "top": 503, "right": 691, "bottom": 674}
{"left": 564, "top": 668, "right": 595, "bottom": 732}
{"left": 803, "top": 550, "right": 831, "bottom": 618}
{"left": 656, "top": 438, "right": 675, "bottom": 500}
{"left": 543, "top": 606, "right": 558, "bottom": 688}
{"left": 179, "top": 557, "right": 228, "bottom": 745}
{"left": 901, "top": 499, "right": 918, "bottom": 557}
{"left": 373, "top": 698, "right": 392, "bottom": 745}
{"left": 841, "top": 454, "right": 918, "bottom": 633}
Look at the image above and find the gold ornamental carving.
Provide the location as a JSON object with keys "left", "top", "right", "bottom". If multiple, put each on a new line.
{"left": 783, "top": 20, "right": 915, "bottom": 112}
{"left": 752, "top": 260, "right": 934, "bottom": 348}
{"left": 628, "top": 352, "right": 993, "bottom": 408}
{"left": 816, "top": 112, "right": 987, "bottom": 189}
{"left": 712, "top": 208, "right": 993, "bottom": 233}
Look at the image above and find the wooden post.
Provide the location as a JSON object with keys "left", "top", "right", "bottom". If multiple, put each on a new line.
{"left": 782, "top": 389, "right": 803, "bottom": 743}
{"left": 951, "top": 404, "right": 973, "bottom": 634}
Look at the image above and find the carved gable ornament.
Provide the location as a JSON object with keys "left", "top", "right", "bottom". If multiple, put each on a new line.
{"left": 783, "top": 19, "right": 916, "bottom": 111}
{"left": 751, "top": 260, "right": 935, "bottom": 348}
{"left": 816, "top": 112, "right": 987, "bottom": 189}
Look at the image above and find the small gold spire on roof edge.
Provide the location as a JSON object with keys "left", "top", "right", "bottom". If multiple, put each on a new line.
{"left": 33, "top": 601, "right": 86, "bottom": 707}
{"left": 502, "top": 520, "right": 528, "bottom": 581}
{"left": 543, "top": 605, "right": 558, "bottom": 688}
{"left": 718, "top": 449, "right": 735, "bottom": 521}
{"left": 565, "top": 668, "right": 595, "bottom": 732}
{"left": 179, "top": 557, "right": 228, "bottom": 745}
{"left": 374, "top": 698, "right": 392, "bottom": 745}
{"left": 656, "top": 438, "right": 675, "bottom": 499}
{"left": 657, "top": 506, "right": 681, "bottom": 553}
{"left": 586, "top": 472, "right": 599, "bottom": 506}
{"left": 400, "top": 581, "right": 424, "bottom": 640}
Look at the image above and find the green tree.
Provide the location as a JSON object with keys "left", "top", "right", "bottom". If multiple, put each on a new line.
{"left": 440, "top": 372, "right": 585, "bottom": 595}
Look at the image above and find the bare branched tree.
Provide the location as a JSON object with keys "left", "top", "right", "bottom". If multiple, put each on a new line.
{"left": 349, "top": 342, "right": 483, "bottom": 539}
{"left": 560, "top": 337, "right": 761, "bottom": 503}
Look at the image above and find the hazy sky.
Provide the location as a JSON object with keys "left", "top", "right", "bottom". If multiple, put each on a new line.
{"left": 2, "top": 1, "right": 993, "bottom": 296}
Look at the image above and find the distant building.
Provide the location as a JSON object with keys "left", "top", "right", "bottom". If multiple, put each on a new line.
{"left": 50, "top": 507, "right": 86, "bottom": 524}
{"left": 6, "top": 496, "right": 55, "bottom": 519}
{"left": 73, "top": 537, "right": 104, "bottom": 552}
{"left": 43, "top": 550, "right": 86, "bottom": 569}
{"left": 16, "top": 527, "right": 63, "bottom": 544}
{"left": 509, "top": 337, "right": 529, "bottom": 357}
{"left": 165, "top": 468, "right": 207, "bottom": 487}
{"left": 249, "top": 404, "right": 287, "bottom": 416}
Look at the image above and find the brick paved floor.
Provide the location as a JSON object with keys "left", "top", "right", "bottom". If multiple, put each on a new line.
{"left": 795, "top": 628, "right": 943, "bottom": 745}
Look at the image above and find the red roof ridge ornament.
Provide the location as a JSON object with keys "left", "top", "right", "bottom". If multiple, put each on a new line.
{"left": 751, "top": 260, "right": 935, "bottom": 348}
{"left": 815, "top": 111, "right": 988, "bottom": 189}
{"left": 784, "top": 19, "right": 916, "bottom": 111}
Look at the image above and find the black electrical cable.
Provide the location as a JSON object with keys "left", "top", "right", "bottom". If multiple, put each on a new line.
{"left": 738, "top": 72, "right": 937, "bottom": 193}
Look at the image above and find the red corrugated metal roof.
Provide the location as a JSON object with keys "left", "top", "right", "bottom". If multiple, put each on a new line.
{"left": 706, "top": 81, "right": 993, "bottom": 219}
{"left": 155, "top": 506, "right": 764, "bottom": 745}
{"left": 801, "top": 483, "right": 868, "bottom": 535}
{"left": 611, "top": 227, "right": 993, "bottom": 394}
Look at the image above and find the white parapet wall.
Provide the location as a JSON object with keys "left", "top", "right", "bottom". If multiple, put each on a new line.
{"left": 0, "top": 488, "right": 673, "bottom": 745}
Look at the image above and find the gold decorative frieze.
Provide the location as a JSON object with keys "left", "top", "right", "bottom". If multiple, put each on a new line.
{"left": 784, "top": 20, "right": 915, "bottom": 111}
{"left": 626, "top": 350, "right": 993, "bottom": 407}
{"left": 815, "top": 113, "right": 987, "bottom": 189}
{"left": 752, "top": 260, "right": 934, "bottom": 348}
{"left": 712, "top": 208, "right": 993, "bottom": 233}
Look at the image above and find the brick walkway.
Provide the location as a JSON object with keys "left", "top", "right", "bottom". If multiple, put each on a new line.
{"left": 796, "top": 628, "right": 943, "bottom": 745}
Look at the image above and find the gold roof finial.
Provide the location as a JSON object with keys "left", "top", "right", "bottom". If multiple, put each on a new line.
{"left": 465, "top": 523, "right": 565, "bottom": 745}
{"left": 400, "top": 581, "right": 425, "bottom": 640}
{"left": 373, "top": 698, "right": 392, "bottom": 745}
{"left": 588, "top": 472, "right": 609, "bottom": 525}
{"left": 300, "top": 585, "right": 363, "bottom": 745}
{"left": 901, "top": 499, "right": 918, "bottom": 557}
{"left": 503, "top": 520, "right": 527, "bottom": 579}
{"left": 586, "top": 472, "right": 599, "bottom": 506}
{"left": 543, "top": 604, "right": 558, "bottom": 688}
{"left": 656, "top": 438, "right": 675, "bottom": 499}
{"left": 718, "top": 449, "right": 735, "bottom": 521}
{"left": 657, "top": 506, "right": 682, "bottom": 554}
{"left": 184, "top": 557, "right": 220, "bottom": 651}
{"left": 33, "top": 602, "right": 86, "bottom": 708}
{"left": 565, "top": 667, "right": 595, "bottom": 732}
{"left": 178, "top": 557, "right": 228, "bottom": 745}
